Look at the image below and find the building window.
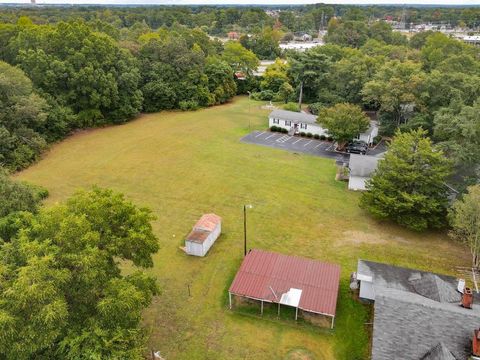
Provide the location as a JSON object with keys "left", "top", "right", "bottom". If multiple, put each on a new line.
{"left": 300, "top": 123, "right": 307, "bottom": 129}
{"left": 285, "top": 120, "right": 292, "bottom": 126}
{"left": 273, "top": 118, "right": 279, "bottom": 124}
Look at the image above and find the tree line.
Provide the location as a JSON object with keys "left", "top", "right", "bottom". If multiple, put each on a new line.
{"left": 0, "top": 18, "right": 255, "bottom": 171}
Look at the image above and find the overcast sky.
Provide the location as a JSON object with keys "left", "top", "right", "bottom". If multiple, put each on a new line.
{"left": 2, "top": 0, "right": 480, "bottom": 5}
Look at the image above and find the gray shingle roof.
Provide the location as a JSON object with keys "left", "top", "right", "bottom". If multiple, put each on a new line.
{"left": 349, "top": 154, "right": 381, "bottom": 177}
{"left": 268, "top": 109, "right": 318, "bottom": 124}
{"left": 358, "top": 260, "right": 480, "bottom": 360}
{"left": 420, "top": 343, "right": 457, "bottom": 360}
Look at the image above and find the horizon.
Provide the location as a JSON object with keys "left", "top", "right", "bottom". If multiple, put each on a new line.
{"left": 1, "top": 0, "right": 480, "bottom": 6}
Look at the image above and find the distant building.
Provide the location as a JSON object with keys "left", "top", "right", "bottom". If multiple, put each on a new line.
{"left": 354, "top": 260, "right": 480, "bottom": 360}
{"left": 227, "top": 32, "right": 239, "bottom": 40}
{"left": 348, "top": 154, "right": 382, "bottom": 191}
{"left": 279, "top": 41, "right": 323, "bottom": 52}
{"left": 462, "top": 35, "right": 480, "bottom": 47}
{"left": 185, "top": 214, "right": 221, "bottom": 257}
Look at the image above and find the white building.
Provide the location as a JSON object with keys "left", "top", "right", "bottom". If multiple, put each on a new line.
{"left": 279, "top": 41, "right": 323, "bottom": 52}
{"left": 269, "top": 110, "right": 378, "bottom": 144}
{"left": 348, "top": 154, "right": 382, "bottom": 191}
{"left": 185, "top": 214, "right": 221, "bottom": 257}
{"left": 358, "top": 121, "right": 379, "bottom": 145}
{"left": 269, "top": 109, "right": 326, "bottom": 136}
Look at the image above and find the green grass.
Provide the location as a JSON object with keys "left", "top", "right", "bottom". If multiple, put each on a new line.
{"left": 16, "top": 96, "right": 469, "bottom": 360}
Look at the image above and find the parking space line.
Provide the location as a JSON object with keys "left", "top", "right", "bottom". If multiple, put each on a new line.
{"left": 255, "top": 131, "right": 266, "bottom": 138}
{"left": 265, "top": 134, "right": 277, "bottom": 140}
{"left": 276, "top": 135, "right": 291, "bottom": 143}
{"left": 314, "top": 143, "right": 322, "bottom": 149}
{"left": 292, "top": 139, "right": 302, "bottom": 145}
{"left": 303, "top": 140, "right": 313, "bottom": 147}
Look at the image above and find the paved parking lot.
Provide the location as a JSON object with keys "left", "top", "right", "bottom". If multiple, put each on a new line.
{"left": 241, "top": 131, "right": 350, "bottom": 162}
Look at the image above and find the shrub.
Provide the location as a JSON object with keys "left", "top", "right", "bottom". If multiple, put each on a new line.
{"left": 179, "top": 100, "right": 199, "bottom": 111}
{"left": 327, "top": 136, "right": 333, "bottom": 142}
{"left": 320, "top": 135, "right": 326, "bottom": 140}
{"left": 313, "top": 134, "right": 320, "bottom": 139}
{"left": 270, "top": 126, "right": 278, "bottom": 132}
{"left": 281, "top": 128, "right": 288, "bottom": 133}
{"left": 308, "top": 102, "right": 326, "bottom": 115}
{"left": 300, "top": 132, "right": 306, "bottom": 137}
{"left": 306, "top": 133, "right": 313, "bottom": 138}
{"left": 373, "top": 135, "right": 382, "bottom": 145}
{"left": 282, "top": 102, "right": 300, "bottom": 112}
{"left": 252, "top": 90, "right": 275, "bottom": 101}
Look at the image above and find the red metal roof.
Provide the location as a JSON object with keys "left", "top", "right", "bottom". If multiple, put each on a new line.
{"left": 229, "top": 249, "right": 341, "bottom": 317}
{"left": 194, "top": 214, "right": 221, "bottom": 232}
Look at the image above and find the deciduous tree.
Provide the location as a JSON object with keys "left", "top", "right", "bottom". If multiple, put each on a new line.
{"left": 361, "top": 129, "right": 452, "bottom": 231}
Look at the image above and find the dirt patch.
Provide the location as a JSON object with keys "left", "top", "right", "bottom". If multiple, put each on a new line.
{"left": 283, "top": 347, "right": 319, "bottom": 360}
{"left": 341, "top": 230, "right": 389, "bottom": 246}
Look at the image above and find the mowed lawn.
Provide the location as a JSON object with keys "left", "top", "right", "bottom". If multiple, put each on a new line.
{"left": 17, "top": 96, "right": 469, "bottom": 360}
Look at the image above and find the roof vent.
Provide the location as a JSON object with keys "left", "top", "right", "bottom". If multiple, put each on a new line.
{"left": 461, "top": 287, "right": 473, "bottom": 309}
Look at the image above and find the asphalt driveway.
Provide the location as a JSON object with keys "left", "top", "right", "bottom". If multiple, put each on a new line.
{"left": 241, "top": 131, "right": 350, "bottom": 162}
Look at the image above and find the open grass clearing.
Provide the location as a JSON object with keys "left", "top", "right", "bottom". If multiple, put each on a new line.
{"left": 16, "top": 96, "right": 469, "bottom": 359}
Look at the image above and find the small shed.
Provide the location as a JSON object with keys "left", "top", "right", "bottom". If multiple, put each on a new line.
{"left": 185, "top": 214, "right": 222, "bottom": 257}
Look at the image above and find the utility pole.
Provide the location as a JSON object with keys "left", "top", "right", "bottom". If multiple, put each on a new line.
{"left": 243, "top": 204, "right": 252, "bottom": 256}
{"left": 298, "top": 80, "right": 304, "bottom": 111}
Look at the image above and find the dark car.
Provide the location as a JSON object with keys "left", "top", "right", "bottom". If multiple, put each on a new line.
{"left": 346, "top": 140, "right": 368, "bottom": 155}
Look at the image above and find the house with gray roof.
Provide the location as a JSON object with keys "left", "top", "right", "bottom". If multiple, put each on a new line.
{"left": 348, "top": 154, "right": 382, "bottom": 191}
{"left": 268, "top": 110, "right": 378, "bottom": 144}
{"left": 355, "top": 260, "right": 480, "bottom": 360}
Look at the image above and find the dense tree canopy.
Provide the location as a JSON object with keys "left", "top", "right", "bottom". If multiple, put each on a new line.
{"left": 361, "top": 129, "right": 452, "bottom": 231}
{"left": 0, "top": 187, "right": 159, "bottom": 359}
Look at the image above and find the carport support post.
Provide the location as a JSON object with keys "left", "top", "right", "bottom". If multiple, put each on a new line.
{"left": 260, "top": 300, "right": 264, "bottom": 316}
{"left": 277, "top": 303, "right": 280, "bottom": 318}
{"left": 331, "top": 316, "right": 335, "bottom": 329}
{"left": 295, "top": 307, "right": 298, "bottom": 321}
{"left": 229, "top": 292, "right": 232, "bottom": 309}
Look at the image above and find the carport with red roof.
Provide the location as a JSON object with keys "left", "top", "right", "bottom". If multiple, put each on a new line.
{"left": 228, "top": 249, "right": 341, "bottom": 328}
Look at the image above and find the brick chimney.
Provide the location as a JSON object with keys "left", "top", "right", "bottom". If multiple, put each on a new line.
{"left": 462, "top": 287, "right": 473, "bottom": 309}
{"left": 473, "top": 329, "right": 480, "bottom": 357}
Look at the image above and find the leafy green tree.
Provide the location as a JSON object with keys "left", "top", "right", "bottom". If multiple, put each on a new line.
{"left": 361, "top": 129, "right": 452, "bottom": 231}
{"left": 0, "top": 187, "right": 159, "bottom": 359}
{"left": 288, "top": 47, "right": 332, "bottom": 104}
{"left": 0, "top": 168, "right": 46, "bottom": 218}
{"left": 421, "top": 32, "right": 475, "bottom": 70}
{"left": 434, "top": 101, "right": 480, "bottom": 184}
{"left": 449, "top": 185, "right": 480, "bottom": 268}
{"left": 277, "top": 82, "right": 294, "bottom": 103}
{"left": 239, "top": 27, "right": 281, "bottom": 60}
{"left": 324, "top": 20, "right": 369, "bottom": 48}
{"left": 318, "top": 103, "right": 370, "bottom": 149}
{"left": 222, "top": 41, "right": 259, "bottom": 76}
{"left": 362, "top": 60, "right": 426, "bottom": 128}
{"left": 0, "top": 61, "right": 49, "bottom": 170}
{"left": 204, "top": 56, "right": 237, "bottom": 105}
{"left": 260, "top": 59, "right": 289, "bottom": 93}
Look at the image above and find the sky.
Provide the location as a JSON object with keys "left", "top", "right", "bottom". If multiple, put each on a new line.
{"left": 2, "top": 0, "right": 480, "bottom": 5}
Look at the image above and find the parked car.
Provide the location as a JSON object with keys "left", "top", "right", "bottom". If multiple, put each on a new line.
{"left": 346, "top": 140, "right": 368, "bottom": 155}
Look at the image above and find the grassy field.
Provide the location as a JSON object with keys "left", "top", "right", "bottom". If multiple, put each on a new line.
{"left": 16, "top": 96, "right": 469, "bottom": 360}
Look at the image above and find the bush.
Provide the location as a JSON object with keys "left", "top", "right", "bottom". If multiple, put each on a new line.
{"left": 179, "top": 100, "right": 199, "bottom": 111}
{"left": 320, "top": 135, "right": 326, "bottom": 140}
{"left": 281, "top": 128, "right": 288, "bottom": 133}
{"left": 308, "top": 102, "right": 327, "bottom": 115}
{"left": 306, "top": 133, "right": 313, "bottom": 138}
{"left": 313, "top": 134, "right": 320, "bottom": 139}
{"left": 327, "top": 136, "right": 333, "bottom": 142}
{"left": 373, "top": 135, "right": 382, "bottom": 145}
{"left": 251, "top": 90, "right": 275, "bottom": 101}
{"left": 282, "top": 102, "right": 300, "bottom": 112}
{"left": 270, "top": 126, "right": 278, "bottom": 132}
{"left": 300, "top": 132, "right": 306, "bottom": 137}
